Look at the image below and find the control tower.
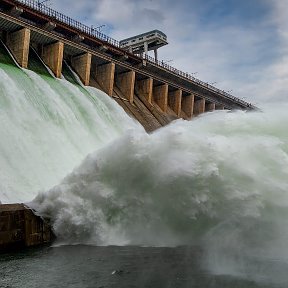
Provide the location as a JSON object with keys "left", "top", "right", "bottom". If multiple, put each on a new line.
{"left": 119, "top": 30, "right": 168, "bottom": 61}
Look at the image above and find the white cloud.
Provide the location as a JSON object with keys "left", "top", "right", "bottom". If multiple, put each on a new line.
{"left": 250, "top": 0, "right": 288, "bottom": 103}
{"left": 92, "top": 0, "right": 134, "bottom": 25}
{"left": 271, "top": 0, "right": 288, "bottom": 45}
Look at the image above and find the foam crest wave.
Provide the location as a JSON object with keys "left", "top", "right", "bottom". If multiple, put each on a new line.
{"left": 0, "top": 63, "right": 138, "bottom": 203}
{"left": 30, "top": 104, "right": 288, "bottom": 251}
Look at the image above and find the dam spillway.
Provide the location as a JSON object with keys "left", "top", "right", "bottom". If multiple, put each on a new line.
{"left": 0, "top": 0, "right": 255, "bottom": 133}
{"left": 0, "top": 30, "right": 139, "bottom": 249}
{"left": 0, "top": 0, "right": 258, "bottom": 250}
{"left": 2, "top": 2, "right": 288, "bottom": 287}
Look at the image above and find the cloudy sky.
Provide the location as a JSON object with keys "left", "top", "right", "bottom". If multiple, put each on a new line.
{"left": 49, "top": 0, "right": 288, "bottom": 104}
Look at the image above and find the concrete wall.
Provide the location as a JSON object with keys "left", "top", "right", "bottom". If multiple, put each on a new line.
{"left": 6, "top": 27, "right": 30, "bottom": 68}
{"left": 216, "top": 104, "right": 225, "bottom": 110}
{"left": 135, "top": 77, "right": 153, "bottom": 104}
{"left": 116, "top": 70, "right": 135, "bottom": 103}
{"left": 194, "top": 98, "right": 205, "bottom": 115}
{"left": 95, "top": 62, "right": 115, "bottom": 96}
{"left": 168, "top": 89, "right": 182, "bottom": 117}
{"left": 0, "top": 204, "right": 54, "bottom": 251}
{"left": 181, "top": 94, "right": 194, "bottom": 118}
{"left": 42, "top": 41, "right": 64, "bottom": 78}
{"left": 71, "top": 52, "right": 92, "bottom": 86}
{"left": 206, "top": 103, "right": 216, "bottom": 112}
{"left": 153, "top": 83, "right": 168, "bottom": 112}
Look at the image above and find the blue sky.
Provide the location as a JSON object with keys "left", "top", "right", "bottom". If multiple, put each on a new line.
{"left": 49, "top": 0, "right": 288, "bottom": 104}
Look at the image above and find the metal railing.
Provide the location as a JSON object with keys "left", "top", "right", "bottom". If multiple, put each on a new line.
{"left": 144, "top": 54, "right": 253, "bottom": 108}
{"left": 14, "top": 0, "right": 254, "bottom": 108}
{"left": 15, "top": 0, "right": 120, "bottom": 46}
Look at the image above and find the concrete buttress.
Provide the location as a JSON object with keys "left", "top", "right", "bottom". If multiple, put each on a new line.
{"left": 181, "top": 94, "right": 194, "bottom": 118}
{"left": 95, "top": 62, "right": 115, "bottom": 96}
{"left": 216, "top": 104, "right": 225, "bottom": 110}
{"left": 6, "top": 27, "right": 30, "bottom": 68}
{"left": 206, "top": 103, "right": 216, "bottom": 112}
{"left": 42, "top": 41, "right": 64, "bottom": 78}
{"left": 0, "top": 204, "right": 54, "bottom": 250}
{"left": 116, "top": 70, "right": 135, "bottom": 103}
{"left": 135, "top": 77, "right": 153, "bottom": 104}
{"left": 168, "top": 89, "right": 182, "bottom": 116}
{"left": 153, "top": 83, "right": 168, "bottom": 112}
{"left": 71, "top": 52, "right": 92, "bottom": 86}
{"left": 194, "top": 98, "right": 205, "bottom": 116}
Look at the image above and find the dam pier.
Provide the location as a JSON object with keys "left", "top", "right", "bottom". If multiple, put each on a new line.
{"left": 0, "top": 0, "right": 255, "bottom": 250}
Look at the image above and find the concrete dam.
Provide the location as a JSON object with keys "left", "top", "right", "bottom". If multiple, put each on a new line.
{"left": 0, "top": 0, "right": 254, "bottom": 131}
{"left": 0, "top": 0, "right": 256, "bottom": 249}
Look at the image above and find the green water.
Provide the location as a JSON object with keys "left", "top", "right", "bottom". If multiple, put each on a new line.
{"left": 0, "top": 40, "right": 138, "bottom": 203}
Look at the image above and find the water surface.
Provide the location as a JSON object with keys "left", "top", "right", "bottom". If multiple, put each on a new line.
{"left": 0, "top": 245, "right": 282, "bottom": 288}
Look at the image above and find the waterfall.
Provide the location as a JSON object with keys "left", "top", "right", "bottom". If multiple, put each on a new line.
{"left": 0, "top": 43, "right": 139, "bottom": 203}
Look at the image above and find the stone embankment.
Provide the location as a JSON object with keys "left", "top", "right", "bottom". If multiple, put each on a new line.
{"left": 0, "top": 204, "right": 54, "bottom": 251}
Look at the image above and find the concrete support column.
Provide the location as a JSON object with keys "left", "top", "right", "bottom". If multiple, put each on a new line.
{"left": 42, "top": 41, "right": 64, "bottom": 78}
{"left": 153, "top": 83, "right": 168, "bottom": 113}
{"left": 144, "top": 42, "right": 148, "bottom": 57}
{"left": 216, "top": 104, "right": 225, "bottom": 110}
{"left": 71, "top": 53, "right": 92, "bottom": 86}
{"left": 6, "top": 28, "right": 30, "bottom": 68}
{"left": 116, "top": 71, "right": 135, "bottom": 103}
{"left": 135, "top": 77, "right": 153, "bottom": 104}
{"left": 95, "top": 62, "right": 115, "bottom": 96}
{"left": 206, "top": 103, "right": 216, "bottom": 112}
{"left": 168, "top": 89, "right": 182, "bottom": 117}
{"left": 181, "top": 94, "right": 194, "bottom": 118}
{"left": 154, "top": 48, "right": 158, "bottom": 62}
{"left": 194, "top": 98, "right": 205, "bottom": 115}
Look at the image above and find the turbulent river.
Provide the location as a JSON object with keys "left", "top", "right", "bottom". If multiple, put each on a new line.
{"left": 1, "top": 43, "right": 288, "bottom": 287}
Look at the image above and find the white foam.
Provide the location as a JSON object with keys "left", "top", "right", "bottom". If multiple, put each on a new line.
{"left": 29, "top": 103, "right": 288, "bottom": 247}
{"left": 0, "top": 63, "right": 138, "bottom": 203}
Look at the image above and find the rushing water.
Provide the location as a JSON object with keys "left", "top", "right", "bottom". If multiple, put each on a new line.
{"left": 0, "top": 44, "right": 139, "bottom": 203}
{"left": 1, "top": 44, "right": 288, "bottom": 287}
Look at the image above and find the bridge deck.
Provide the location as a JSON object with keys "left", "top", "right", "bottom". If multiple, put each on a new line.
{"left": 0, "top": 0, "right": 255, "bottom": 111}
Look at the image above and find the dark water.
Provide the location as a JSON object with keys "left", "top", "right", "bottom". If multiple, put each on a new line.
{"left": 0, "top": 245, "right": 282, "bottom": 288}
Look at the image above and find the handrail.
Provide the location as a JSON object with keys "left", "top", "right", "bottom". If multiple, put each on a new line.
{"left": 144, "top": 54, "right": 253, "bottom": 108}
{"left": 14, "top": 0, "right": 254, "bottom": 109}
{"left": 15, "top": 0, "right": 120, "bottom": 47}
